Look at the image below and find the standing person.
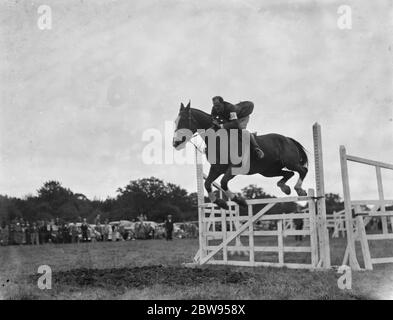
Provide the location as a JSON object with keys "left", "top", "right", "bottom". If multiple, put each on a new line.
{"left": 39, "top": 221, "right": 46, "bottom": 244}
{"left": 69, "top": 224, "right": 74, "bottom": 243}
{"left": 46, "top": 221, "right": 52, "bottom": 243}
{"left": 57, "top": 224, "right": 64, "bottom": 244}
{"left": 14, "top": 222, "right": 22, "bottom": 245}
{"left": 4, "top": 223, "right": 9, "bottom": 246}
{"left": 51, "top": 219, "right": 59, "bottom": 244}
{"left": 294, "top": 218, "right": 304, "bottom": 241}
{"left": 118, "top": 224, "right": 125, "bottom": 241}
{"left": 107, "top": 222, "right": 113, "bottom": 241}
{"left": 164, "top": 215, "right": 174, "bottom": 241}
{"left": 62, "top": 223, "right": 69, "bottom": 243}
{"left": 95, "top": 223, "right": 103, "bottom": 241}
{"left": 68, "top": 223, "right": 73, "bottom": 243}
{"left": 112, "top": 225, "right": 118, "bottom": 242}
{"left": 30, "top": 222, "right": 39, "bottom": 245}
{"left": 25, "top": 222, "right": 31, "bottom": 245}
{"left": 38, "top": 221, "right": 43, "bottom": 244}
{"left": 94, "top": 214, "right": 101, "bottom": 226}
{"left": 0, "top": 222, "right": 9, "bottom": 246}
{"left": 57, "top": 224, "right": 63, "bottom": 243}
{"left": 70, "top": 223, "right": 79, "bottom": 243}
{"left": 102, "top": 220, "right": 109, "bottom": 241}
{"left": 21, "top": 222, "right": 27, "bottom": 245}
{"left": 9, "top": 221, "right": 15, "bottom": 245}
{"left": 81, "top": 219, "right": 89, "bottom": 242}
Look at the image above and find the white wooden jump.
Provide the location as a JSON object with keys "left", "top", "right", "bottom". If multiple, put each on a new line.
{"left": 187, "top": 123, "right": 331, "bottom": 269}
{"left": 283, "top": 210, "right": 310, "bottom": 235}
{"left": 340, "top": 146, "right": 393, "bottom": 270}
{"left": 326, "top": 210, "right": 347, "bottom": 238}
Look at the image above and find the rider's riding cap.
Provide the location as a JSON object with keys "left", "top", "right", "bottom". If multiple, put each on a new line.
{"left": 212, "top": 96, "right": 224, "bottom": 106}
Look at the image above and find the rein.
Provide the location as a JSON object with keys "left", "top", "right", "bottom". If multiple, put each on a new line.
{"left": 187, "top": 108, "right": 208, "bottom": 154}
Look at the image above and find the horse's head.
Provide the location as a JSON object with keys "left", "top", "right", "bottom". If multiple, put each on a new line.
{"left": 173, "top": 101, "right": 196, "bottom": 150}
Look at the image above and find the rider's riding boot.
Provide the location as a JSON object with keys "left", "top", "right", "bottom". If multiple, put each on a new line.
{"left": 250, "top": 133, "right": 264, "bottom": 159}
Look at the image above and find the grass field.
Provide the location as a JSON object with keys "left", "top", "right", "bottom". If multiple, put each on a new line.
{"left": 0, "top": 238, "right": 392, "bottom": 300}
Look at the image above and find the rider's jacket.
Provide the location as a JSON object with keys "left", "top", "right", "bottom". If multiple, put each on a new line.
{"left": 211, "top": 101, "right": 254, "bottom": 123}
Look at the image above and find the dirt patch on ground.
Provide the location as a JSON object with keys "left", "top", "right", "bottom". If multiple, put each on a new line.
{"left": 30, "top": 265, "right": 251, "bottom": 290}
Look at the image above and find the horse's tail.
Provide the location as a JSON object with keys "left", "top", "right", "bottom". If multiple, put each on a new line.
{"left": 289, "top": 138, "right": 308, "bottom": 168}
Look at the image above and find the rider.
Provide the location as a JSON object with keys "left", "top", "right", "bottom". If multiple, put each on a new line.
{"left": 210, "top": 96, "right": 264, "bottom": 159}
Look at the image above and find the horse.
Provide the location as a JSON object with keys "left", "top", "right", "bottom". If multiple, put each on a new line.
{"left": 172, "top": 101, "right": 309, "bottom": 210}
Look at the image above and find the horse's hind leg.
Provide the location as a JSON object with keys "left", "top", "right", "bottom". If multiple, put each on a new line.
{"left": 292, "top": 165, "right": 308, "bottom": 196}
{"left": 276, "top": 170, "right": 295, "bottom": 195}
{"left": 263, "top": 167, "right": 294, "bottom": 195}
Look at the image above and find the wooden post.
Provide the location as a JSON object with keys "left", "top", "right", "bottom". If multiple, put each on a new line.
{"left": 221, "top": 208, "right": 227, "bottom": 263}
{"left": 308, "top": 189, "right": 319, "bottom": 267}
{"left": 354, "top": 205, "right": 362, "bottom": 237}
{"left": 313, "top": 123, "right": 331, "bottom": 268}
{"left": 376, "top": 166, "right": 388, "bottom": 234}
{"left": 339, "top": 146, "right": 361, "bottom": 270}
{"left": 356, "top": 216, "right": 373, "bottom": 270}
{"left": 195, "top": 148, "right": 205, "bottom": 263}
{"left": 234, "top": 205, "right": 243, "bottom": 254}
{"left": 277, "top": 220, "right": 284, "bottom": 266}
{"left": 248, "top": 204, "right": 255, "bottom": 266}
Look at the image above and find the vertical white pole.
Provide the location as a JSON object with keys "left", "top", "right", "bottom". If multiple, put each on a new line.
{"left": 356, "top": 216, "right": 373, "bottom": 270}
{"left": 222, "top": 207, "right": 227, "bottom": 263}
{"left": 248, "top": 204, "right": 255, "bottom": 266}
{"left": 376, "top": 166, "right": 388, "bottom": 234}
{"left": 195, "top": 148, "right": 206, "bottom": 263}
{"left": 277, "top": 220, "right": 284, "bottom": 266}
{"left": 308, "top": 189, "right": 319, "bottom": 267}
{"left": 339, "top": 145, "right": 361, "bottom": 270}
{"left": 195, "top": 148, "right": 205, "bottom": 210}
{"left": 234, "top": 205, "right": 242, "bottom": 250}
{"left": 312, "top": 123, "right": 331, "bottom": 268}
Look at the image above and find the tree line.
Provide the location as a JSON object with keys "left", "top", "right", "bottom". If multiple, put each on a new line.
{"left": 0, "top": 177, "right": 345, "bottom": 224}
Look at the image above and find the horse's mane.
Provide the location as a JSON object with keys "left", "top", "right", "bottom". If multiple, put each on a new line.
{"left": 190, "top": 107, "right": 212, "bottom": 120}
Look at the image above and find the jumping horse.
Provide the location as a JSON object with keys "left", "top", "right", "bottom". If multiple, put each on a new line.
{"left": 173, "top": 102, "right": 309, "bottom": 209}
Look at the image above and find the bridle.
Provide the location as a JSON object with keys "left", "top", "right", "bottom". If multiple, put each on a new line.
{"left": 187, "top": 108, "right": 200, "bottom": 132}
{"left": 185, "top": 108, "right": 206, "bottom": 153}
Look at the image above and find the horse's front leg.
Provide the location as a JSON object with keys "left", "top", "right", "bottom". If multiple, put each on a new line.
{"left": 204, "top": 166, "right": 228, "bottom": 209}
{"left": 221, "top": 168, "right": 247, "bottom": 207}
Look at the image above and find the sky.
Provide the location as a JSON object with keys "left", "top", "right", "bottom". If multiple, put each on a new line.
{"left": 0, "top": 0, "right": 392, "bottom": 201}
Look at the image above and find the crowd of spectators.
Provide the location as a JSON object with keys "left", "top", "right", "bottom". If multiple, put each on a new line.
{"left": 0, "top": 216, "right": 125, "bottom": 246}
{"left": 0, "top": 214, "right": 197, "bottom": 246}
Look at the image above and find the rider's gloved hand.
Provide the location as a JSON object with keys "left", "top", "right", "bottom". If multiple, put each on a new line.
{"left": 211, "top": 119, "right": 221, "bottom": 129}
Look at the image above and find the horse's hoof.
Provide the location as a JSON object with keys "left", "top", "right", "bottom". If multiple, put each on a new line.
{"left": 295, "top": 188, "right": 307, "bottom": 197}
{"left": 214, "top": 199, "right": 229, "bottom": 210}
{"left": 232, "top": 196, "right": 248, "bottom": 207}
{"left": 279, "top": 185, "right": 291, "bottom": 195}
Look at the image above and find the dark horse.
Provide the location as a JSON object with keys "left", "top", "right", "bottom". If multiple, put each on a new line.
{"left": 173, "top": 102, "right": 309, "bottom": 209}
